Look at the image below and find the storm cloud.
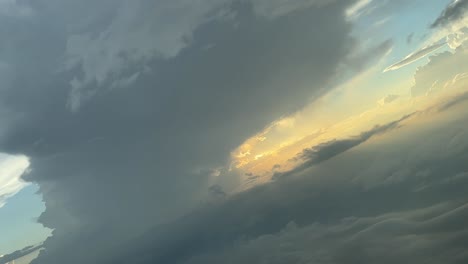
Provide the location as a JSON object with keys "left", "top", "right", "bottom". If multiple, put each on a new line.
{"left": 0, "top": 0, "right": 386, "bottom": 263}
{"left": 1, "top": 0, "right": 467, "bottom": 264}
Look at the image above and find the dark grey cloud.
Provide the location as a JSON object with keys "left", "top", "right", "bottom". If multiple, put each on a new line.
{"left": 0, "top": 0, "right": 389, "bottom": 263}
{"left": 106, "top": 97, "right": 468, "bottom": 264}
{"left": 281, "top": 113, "right": 414, "bottom": 178}
{"left": 431, "top": 0, "right": 468, "bottom": 28}
{"left": 0, "top": 245, "right": 42, "bottom": 264}
{"left": 298, "top": 117, "right": 405, "bottom": 163}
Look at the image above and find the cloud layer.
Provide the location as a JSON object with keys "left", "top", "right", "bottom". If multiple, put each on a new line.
{"left": 110, "top": 93, "right": 468, "bottom": 264}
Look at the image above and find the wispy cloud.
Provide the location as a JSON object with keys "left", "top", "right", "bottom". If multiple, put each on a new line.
{"left": 346, "top": 0, "right": 373, "bottom": 19}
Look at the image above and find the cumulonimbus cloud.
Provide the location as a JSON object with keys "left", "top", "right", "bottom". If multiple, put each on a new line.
{"left": 0, "top": 1, "right": 376, "bottom": 263}
{"left": 2, "top": 0, "right": 467, "bottom": 263}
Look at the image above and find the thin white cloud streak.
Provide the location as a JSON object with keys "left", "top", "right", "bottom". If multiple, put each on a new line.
{"left": 383, "top": 41, "right": 447, "bottom": 72}
{"left": 346, "top": 0, "right": 373, "bottom": 19}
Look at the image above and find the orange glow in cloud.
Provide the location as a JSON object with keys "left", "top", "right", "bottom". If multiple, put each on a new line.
{"left": 230, "top": 61, "right": 468, "bottom": 188}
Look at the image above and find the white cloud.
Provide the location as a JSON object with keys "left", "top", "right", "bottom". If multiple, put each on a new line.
{"left": 0, "top": 154, "right": 30, "bottom": 208}
{"left": 446, "top": 26, "right": 468, "bottom": 49}
{"left": 384, "top": 41, "right": 447, "bottom": 72}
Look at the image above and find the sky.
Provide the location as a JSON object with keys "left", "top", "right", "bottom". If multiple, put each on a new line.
{"left": 0, "top": 0, "right": 468, "bottom": 263}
